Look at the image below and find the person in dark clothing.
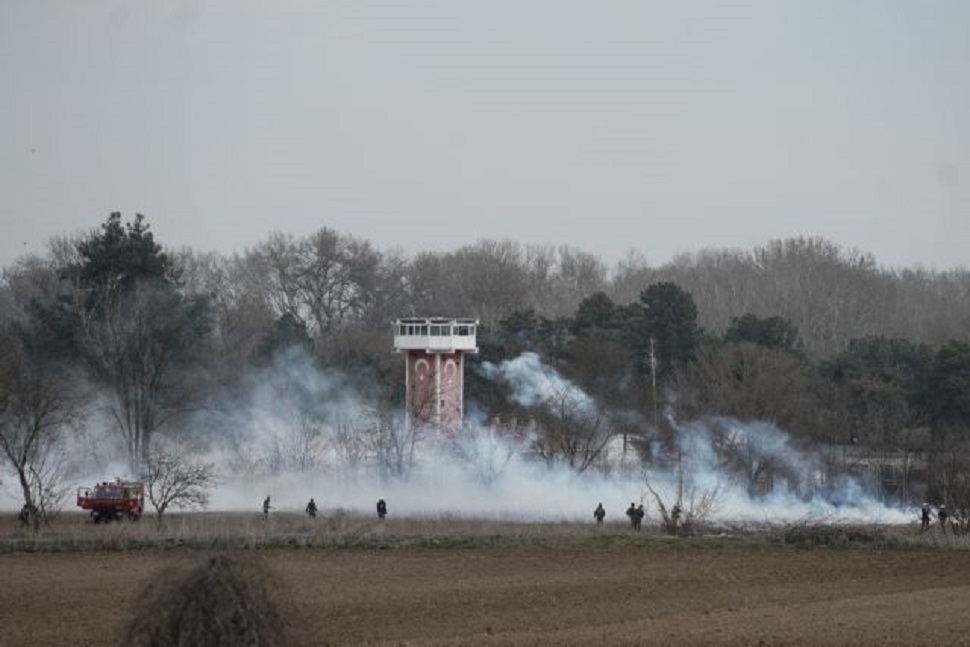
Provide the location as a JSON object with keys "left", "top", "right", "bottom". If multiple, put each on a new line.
{"left": 18, "top": 504, "right": 32, "bottom": 527}
{"left": 593, "top": 503, "right": 605, "bottom": 526}
{"left": 625, "top": 502, "right": 637, "bottom": 529}
{"left": 263, "top": 496, "right": 272, "bottom": 517}
{"left": 306, "top": 498, "right": 318, "bottom": 519}
{"left": 376, "top": 498, "right": 387, "bottom": 520}
{"left": 920, "top": 503, "right": 931, "bottom": 531}
{"left": 938, "top": 504, "right": 949, "bottom": 532}
{"left": 633, "top": 504, "right": 644, "bottom": 531}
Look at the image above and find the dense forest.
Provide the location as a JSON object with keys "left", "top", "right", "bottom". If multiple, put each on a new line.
{"left": 2, "top": 214, "right": 969, "bottom": 527}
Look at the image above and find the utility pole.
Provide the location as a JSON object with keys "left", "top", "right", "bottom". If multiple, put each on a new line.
{"left": 650, "top": 337, "right": 658, "bottom": 429}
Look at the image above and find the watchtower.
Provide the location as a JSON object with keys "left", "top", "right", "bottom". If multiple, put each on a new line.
{"left": 393, "top": 317, "right": 478, "bottom": 434}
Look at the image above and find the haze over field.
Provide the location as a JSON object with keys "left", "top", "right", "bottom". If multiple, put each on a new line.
{"left": 1, "top": 347, "right": 912, "bottom": 526}
{"left": 2, "top": 1, "right": 968, "bottom": 271}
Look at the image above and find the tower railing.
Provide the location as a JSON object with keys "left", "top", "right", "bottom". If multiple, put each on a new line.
{"left": 393, "top": 318, "right": 478, "bottom": 353}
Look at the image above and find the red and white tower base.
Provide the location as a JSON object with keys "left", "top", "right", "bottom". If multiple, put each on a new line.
{"left": 393, "top": 317, "right": 479, "bottom": 435}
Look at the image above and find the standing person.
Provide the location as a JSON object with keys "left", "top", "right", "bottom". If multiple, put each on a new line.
{"left": 263, "top": 496, "right": 272, "bottom": 517}
{"left": 306, "top": 498, "right": 318, "bottom": 519}
{"left": 376, "top": 498, "right": 387, "bottom": 520}
{"left": 671, "top": 504, "right": 682, "bottom": 524}
{"left": 920, "top": 502, "right": 931, "bottom": 531}
{"left": 625, "top": 502, "right": 637, "bottom": 529}
{"left": 631, "top": 504, "right": 644, "bottom": 531}
{"left": 938, "top": 504, "right": 949, "bottom": 532}
{"left": 594, "top": 503, "right": 605, "bottom": 526}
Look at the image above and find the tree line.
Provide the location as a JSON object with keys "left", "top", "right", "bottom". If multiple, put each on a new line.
{"left": 2, "top": 213, "right": 969, "bottom": 525}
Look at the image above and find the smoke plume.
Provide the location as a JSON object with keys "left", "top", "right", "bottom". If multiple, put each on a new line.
{"left": 1, "top": 349, "right": 912, "bottom": 526}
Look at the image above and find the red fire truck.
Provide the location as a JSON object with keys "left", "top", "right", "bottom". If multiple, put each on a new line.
{"left": 76, "top": 479, "right": 145, "bottom": 523}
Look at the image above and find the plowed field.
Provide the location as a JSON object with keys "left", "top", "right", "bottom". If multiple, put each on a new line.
{"left": 2, "top": 518, "right": 969, "bottom": 646}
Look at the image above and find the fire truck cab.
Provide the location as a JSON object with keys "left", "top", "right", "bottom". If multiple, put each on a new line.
{"left": 76, "top": 478, "right": 145, "bottom": 523}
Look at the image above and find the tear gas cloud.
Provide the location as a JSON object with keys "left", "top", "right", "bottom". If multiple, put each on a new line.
{"left": 479, "top": 352, "right": 594, "bottom": 412}
{"left": 2, "top": 350, "right": 912, "bottom": 526}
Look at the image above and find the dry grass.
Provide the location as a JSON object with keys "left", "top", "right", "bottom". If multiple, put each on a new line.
{"left": 2, "top": 511, "right": 647, "bottom": 552}
{"left": 1, "top": 510, "right": 967, "bottom": 554}
{"left": 122, "top": 553, "right": 289, "bottom": 647}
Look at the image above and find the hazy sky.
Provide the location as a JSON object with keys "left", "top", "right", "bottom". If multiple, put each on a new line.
{"left": 2, "top": 1, "right": 968, "bottom": 271}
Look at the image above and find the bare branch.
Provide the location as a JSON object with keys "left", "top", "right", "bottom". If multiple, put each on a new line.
{"left": 143, "top": 441, "right": 216, "bottom": 523}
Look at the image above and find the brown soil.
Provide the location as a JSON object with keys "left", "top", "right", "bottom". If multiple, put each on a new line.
{"left": 2, "top": 523, "right": 969, "bottom": 646}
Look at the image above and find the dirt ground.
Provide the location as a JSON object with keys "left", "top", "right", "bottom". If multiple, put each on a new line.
{"left": 3, "top": 530, "right": 970, "bottom": 647}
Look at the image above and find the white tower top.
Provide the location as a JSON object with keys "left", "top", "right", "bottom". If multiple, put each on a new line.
{"left": 393, "top": 317, "right": 479, "bottom": 354}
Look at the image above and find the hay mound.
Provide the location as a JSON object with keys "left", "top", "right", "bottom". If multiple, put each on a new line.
{"left": 123, "top": 553, "right": 290, "bottom": 647}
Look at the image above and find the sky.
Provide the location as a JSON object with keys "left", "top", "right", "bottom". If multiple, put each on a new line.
{"left": 2, "top": 0, "right": 968, "bottom": 272}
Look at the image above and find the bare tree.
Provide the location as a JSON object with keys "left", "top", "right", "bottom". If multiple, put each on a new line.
{"left": 142, "top": 440, "right": 216, "bottom": 524}
{"left": 674, "top": 341, "right": 814, "bottom": 433}
{"left": 22, "top": 445, "right": 71, "bottom": 529}
{"left": 288, "top": 415, "right": 327, "bottom": 472}
{"left": 531, "top": 389, "right": 614, "bottom": 473}
{"left": 1, "top": 254, "right": 65, "bottom": 324}
{"left": 423, "top": 241, "right": 531, "bottom": 326}
{"left": 301, "top": 228, "right": 382, "bottom": 333}
{"left": 330, "top": 412, "right": 373, "bottom": 470}
{"left": 520, "top": 244, "right": 608, "bottom": 317}
{"left": 641, "top": 433, "right": 723, "bottom": 536}
{"left": 0, "top": 323, "right": 87, "bottom": 530}
{"left": 250, "top": 228, "right": 384, "bottom": 337}
{"left": 555, "top": 246, "right": 608, "bottom": 307}
{"left": 174, "top": 249, "right": 277, "bottom": 375}
{"left": 40, "top": 214, "right": 217, "bottom": 469}
{"left": 80, "top": 280, "right": 212, "bottom": 467}
{"left": 403, "top": 252, "right": 451, "bottom": 317}
{"left": 891, "top": 268, "right": 970, "bottom": 346}
{"left": 453, "top": 423, "right": 526, "bottom": 486}
{"left": 642, "top": 468, "right": 722, "bottom": 536}
{"left": 259, "top": 414, "right": 328, "bottom": 474}
{"left": 606, "top": 237, "right": 970, "bottom": 363}
{"left": 372, "top": 414, "right": 420, "bottom": 480}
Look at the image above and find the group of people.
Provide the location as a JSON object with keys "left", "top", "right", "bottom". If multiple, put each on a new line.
{"left": 920, "top": 502, "right": 951, "bottom": 532}
{"left": 200, "top": 497, "right": 969, "bottom": 533}
{"left": 624, "top": 502, "right": 646, "bottom": 530}
{"left": 595, "top": 501, "right": 646, "bottom": 529}
{"left": 594, "top": 502, "right": 646, "bottom": 529}
{"left": 593, "top": 501, "right": 682, "bottom": 531}
{"left": 261, "top": 496, "right": 388, "bottom": 521}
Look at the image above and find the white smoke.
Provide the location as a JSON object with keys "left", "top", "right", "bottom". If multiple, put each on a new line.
{"left": 479, "top": 352, "right": 594, "bottom": 412}
{"left": 466, "top": 352, "right": 911, "bottom": 525}
{"left": 0, "top": 350, "right": 914, "bottom": 527}
{"left": 638, "top": 417, "right": 910, "bottom": 524}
